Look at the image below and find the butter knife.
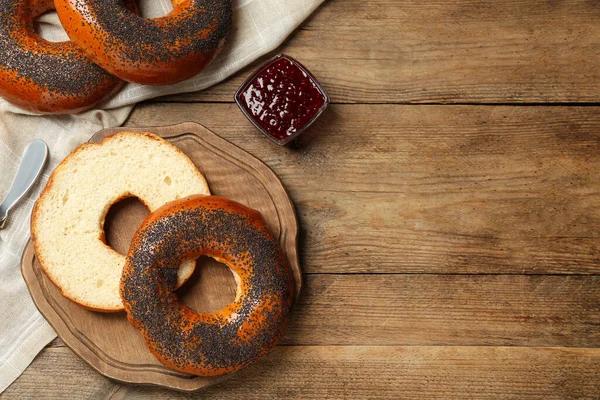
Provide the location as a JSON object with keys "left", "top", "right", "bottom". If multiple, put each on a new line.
{"left": 0, "top": 140, "right": 48, "bottom": 229}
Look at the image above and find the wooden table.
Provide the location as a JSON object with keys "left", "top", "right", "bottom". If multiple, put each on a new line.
{"left": 5, "top": 0, "right": 600, "bottom": 398}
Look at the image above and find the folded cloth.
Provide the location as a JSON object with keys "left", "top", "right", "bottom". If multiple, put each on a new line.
{"left": 0, "top": 0, "right": 323, "bottom": 392}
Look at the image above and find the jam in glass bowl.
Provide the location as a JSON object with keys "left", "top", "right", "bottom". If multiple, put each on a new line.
{"left": 234, "top": 54, "right": 329, "bottom": 145}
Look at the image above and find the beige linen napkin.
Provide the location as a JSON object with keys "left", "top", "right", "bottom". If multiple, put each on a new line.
{"left": 0, "top": 0, "right": 323, "bottom": 392}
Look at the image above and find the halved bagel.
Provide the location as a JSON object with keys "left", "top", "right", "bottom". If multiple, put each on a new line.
{"left": 31, "top": 131, "right": 210, "bottom": 311}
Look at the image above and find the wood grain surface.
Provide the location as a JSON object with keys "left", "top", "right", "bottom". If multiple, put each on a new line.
{"left": 6, "top": 346, "right": 600, "bottom": 399}
{"left": 8, "top": 0, "right": 600, "bottom": 398}
{"left": 127, "top": 104, "right": 600, "bottom": 275}
{"left": 165, "top": 0, "right": 600, "bottom": 104}
{"left": 40, "top": 274, "right": 600, "bottom": 348}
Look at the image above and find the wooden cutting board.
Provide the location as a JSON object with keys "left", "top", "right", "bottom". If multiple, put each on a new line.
{"left": 20, "top": 122, "right": 301, "bottom": 392}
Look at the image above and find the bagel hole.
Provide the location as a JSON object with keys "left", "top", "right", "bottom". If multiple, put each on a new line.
{"left": 178, "top": 257, "right": 237, "bottom": 314}
{"left": 104, "top": 197, "right": 150, "bottom": 255}
{"left": 139, "top": 0, "right": 173, "bottom": 18}
{"left": 34, "top": 11, "right": 69, "bottom": 42}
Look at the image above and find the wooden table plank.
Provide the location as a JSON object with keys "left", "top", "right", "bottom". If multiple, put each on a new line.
{"left": 127, "top": 103, "right": 600, "bottom": 274}
{"left": 163, "top": 0, "right": 600, "bottom": 104}
{"left": 43, "top": 275, "right": 600, "bottom": 348}
{"left": 284, "top": 275, "right": 600, "bottom": 347}
{"left": 5, "top": 346, "right": 600, "bottom": 399}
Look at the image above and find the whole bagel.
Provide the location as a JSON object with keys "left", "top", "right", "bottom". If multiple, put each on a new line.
{"left": 0, "top": 0, "right": 123, "bottom": 113}
{"left": 54, "top": 0, "right": 233, "bottom": 85}
{"left": 120, "top": 195, "right": 295, "bottom": 376}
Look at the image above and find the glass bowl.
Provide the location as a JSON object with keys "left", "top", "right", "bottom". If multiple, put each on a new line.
{"left": 234, "top": 54, "right": 329, "bottom": 145}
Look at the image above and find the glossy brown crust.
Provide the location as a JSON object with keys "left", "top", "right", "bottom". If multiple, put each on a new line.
{"left": 55, "top": 0, "right": 233, "bottom": 85}
{"left": 0, "top": 0, "right": 123, "bottom": 113}
{"left": 120, "top": 195, "right": 294, "bottom": 376}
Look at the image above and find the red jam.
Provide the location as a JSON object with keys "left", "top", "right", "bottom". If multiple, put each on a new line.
{"left": 235, "top": 55, "right": 328, "bottom": 145}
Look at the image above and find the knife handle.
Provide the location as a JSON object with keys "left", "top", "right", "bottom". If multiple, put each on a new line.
{"left": 0, "top": 140, "right": 48, "bottom": 228}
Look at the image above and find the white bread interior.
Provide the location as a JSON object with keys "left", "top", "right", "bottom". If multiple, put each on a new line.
{"left": 31, "top": 131, "right": 210, "bottom": 311}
